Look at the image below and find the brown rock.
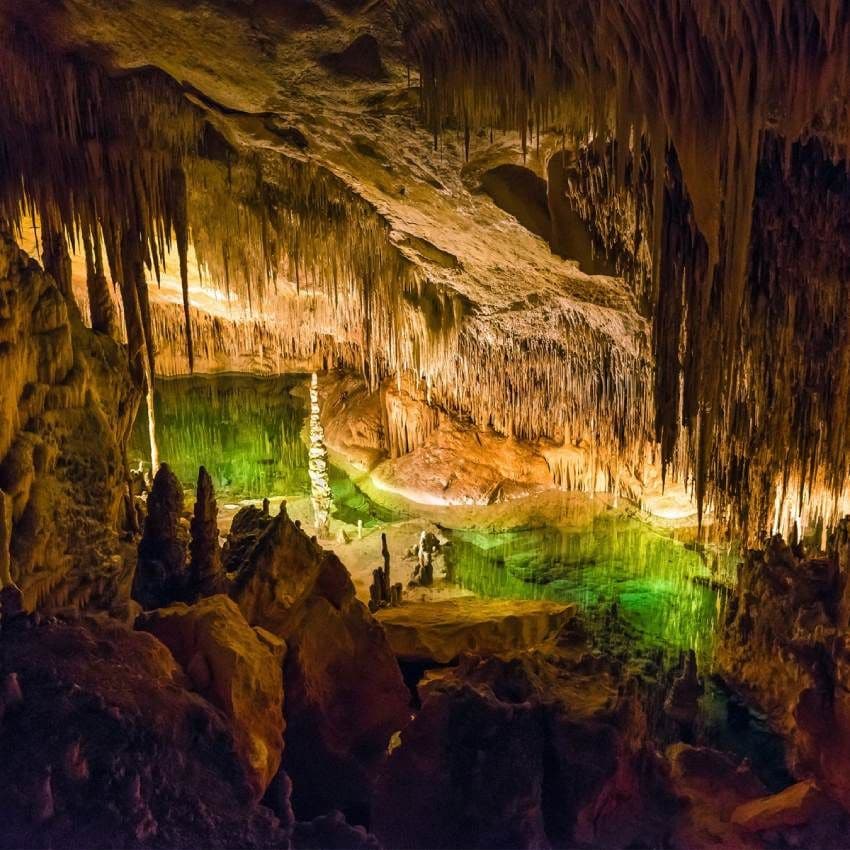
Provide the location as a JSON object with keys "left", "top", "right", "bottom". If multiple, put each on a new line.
{"left": 0, "top": 614, "right": 286, "bottom": 848}
{"left": 375, "top": 598, "right": 577, "bottom": 663}
{"left": 373, "top": 650, "right": 675, "bottom": 849}
{"left": 132, "top": 463, "right": 188, "bottom": 610}
{"left": 188, "top": 466, "right": 226, "bottom": 599}
{"left": 137, "top": 594, "right": 285, "bottom": 798}
{"left": 731, "top": 780, "right": 830, "bottom": 832}
{"left": 230, "top": 505, "right": 410, "bottom": 819}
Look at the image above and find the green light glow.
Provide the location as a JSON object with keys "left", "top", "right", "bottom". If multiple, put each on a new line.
{"left": 129, "top": 374, "right": 400, "bottom": 527}
{"left": 445, "top": 516, "right": 735, "bottom": 664}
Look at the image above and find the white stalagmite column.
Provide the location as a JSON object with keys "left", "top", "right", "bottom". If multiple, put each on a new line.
{"left": 308, "top": 372, "right": 333, "bottom": 537}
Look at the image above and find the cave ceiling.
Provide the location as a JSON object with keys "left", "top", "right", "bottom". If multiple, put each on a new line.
{"left": 1, "top": 0, "right": 850, "bottom": 537}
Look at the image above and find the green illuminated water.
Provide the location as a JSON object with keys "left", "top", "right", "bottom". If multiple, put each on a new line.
{"left": 129, "top": 374, "right": 398, "bottom": 527}
{"left": 444, "top": 516, "right": 731, "bottom": 667}
{"left": 129, "top": 373, "right": 787, "bottom": 784}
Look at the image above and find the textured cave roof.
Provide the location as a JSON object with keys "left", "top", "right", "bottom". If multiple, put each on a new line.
{"left": 11, "top": 0, "right": 645, "bottom": 354}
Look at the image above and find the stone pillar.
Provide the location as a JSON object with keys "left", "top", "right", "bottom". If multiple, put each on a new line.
{"left": 308, "top": 373, "right": 333, "bottom": 537}
{"left": 189, "top": 466, "right": 226, "bottom": 599}
{"left": 132, "top": 463, "right": 188, "bottom": 609}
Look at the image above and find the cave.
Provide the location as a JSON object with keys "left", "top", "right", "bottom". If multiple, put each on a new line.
{"left": 1, "top": 1, "right": 850, "bottom": 848}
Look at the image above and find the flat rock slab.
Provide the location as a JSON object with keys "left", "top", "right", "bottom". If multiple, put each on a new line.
{"left": 376, "top": 597, "right": 576, "bottom": 663}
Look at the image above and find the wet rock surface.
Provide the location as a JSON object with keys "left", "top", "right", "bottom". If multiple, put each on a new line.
{"left": 375, "top": 598, "right": 577, "bottom": 664}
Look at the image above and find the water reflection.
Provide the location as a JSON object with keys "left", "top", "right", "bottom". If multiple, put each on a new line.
{"left": 131, "top": 374, "right": 310, "bottom": 498}
{"left": 445, "top": 515, "right": 734, "bottom": 665}
{"left": 130, "top": 374, "right": 399, "bottom": 527}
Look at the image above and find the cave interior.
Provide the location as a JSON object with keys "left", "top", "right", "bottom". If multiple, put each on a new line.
{"left": 2, "top": 1, "right": 850, "bottom": 848}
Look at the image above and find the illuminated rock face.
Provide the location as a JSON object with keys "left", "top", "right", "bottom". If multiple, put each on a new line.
{"left": 0, "top": 233, "right": 136, "bottom": 611}
{"left": 137, "top": 594, "right": 285, "bottom": 800}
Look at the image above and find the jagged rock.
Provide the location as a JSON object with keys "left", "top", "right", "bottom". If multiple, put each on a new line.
{"left": 717, "top": 526, "right": 850, "bottom": 809}
{"left": 730, "top": 780, "right": 834, "bottom": 832}
{"left": 663, "top": 649, "right": 704, "bottom": 726}
{"left": 188, "top": 466, "right": 226, "bottom": 599}
{"left": 0, "top": 614, "right": 287, "bottom": 848}
{"left": 375, "top": 598, "right": 577, "bottom": 663}
{"left": 372, "top": 649, "right": 676, "bottom": 849}
{"left": 137, "top": 594, "right": 285, "bottom": 798}
{"left": 665, "top": 743, "right": 767, "bottom": 849}
{"left": 222, "top": 503, "right": 275, "bottom": 573}
{"left": 132, "top": 463, "right": 189, "bottom": 610}
{"left": 230, "top": 505, "right": 410, "bottom": 820}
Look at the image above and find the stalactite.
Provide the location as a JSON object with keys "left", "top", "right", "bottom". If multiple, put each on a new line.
{"left": 82, "top": 229, "right": 118, "bottom": 337}
{"left": 171, "top": 166, "right": 194, "bottom": 372}
{"left": 400, "top": 0, "right": 850, "bottom": 538}
{"left": 40, "top": 226, "right": 72, "bottom": 301}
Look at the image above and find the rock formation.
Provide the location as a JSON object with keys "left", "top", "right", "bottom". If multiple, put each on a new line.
{"left": 229, "top": 504, "right": 410, "bottom": 820}
{"left": 132, "top": 463, "right": 189, "bottom": 610}
{"left": 307, "top": 373, "right": 333, "bottom": 537}
{"left": 188, "top": 466, "right": 226, "bottom": 599}
{"left": 0, "top": 613, "right": 287, "bottom": 849}
{"left": 717, "top": 524, "right": 850, "bottom": 810}
{"left": 368, "top": 533, "right": 403, "bottom": 613}
{"left": 137, "top": 594, "right": 285, "bottom": 799}
{"left": 372, "top": 649, "right": 676, "bottom": 849}
{"left": 0, "top": 233, "right": 136, "bottom": 612}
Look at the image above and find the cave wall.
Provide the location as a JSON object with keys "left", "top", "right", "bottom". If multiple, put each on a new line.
{"left": 0, "top": 233, "right": 138, "bottom": 611}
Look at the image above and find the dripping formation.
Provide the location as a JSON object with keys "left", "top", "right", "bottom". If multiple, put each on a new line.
{"left": 400, "top": 0, "right": 850, "bottom": 537}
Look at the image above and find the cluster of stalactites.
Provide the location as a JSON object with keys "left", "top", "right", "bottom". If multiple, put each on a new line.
{"left": 400, "top": 0, "right": 850, "bottom": 538}
{"left": 0, "top": 22, "right": 421, "bottom": 397}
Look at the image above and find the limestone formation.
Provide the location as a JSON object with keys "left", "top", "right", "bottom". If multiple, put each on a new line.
{"left": 0, "top": 614, "right": 287, "bottom": 848}
{"left": 137, "top": 594, "right": 285, "bottom": 799}
{"left": 131, "top": 463, "right": 188, "bottom": 610}
{"left": 376, "top": 599, "right": 577, "bottom": 664}
{"left": 717, "top": 523, "right": 850, "bottom": 809}
{"left": 222, "top": 502, "right": 275, "bottom": 574}
{"left": 308, "top": 373, "right": 333, "bottom": 537}
{"left": 368, "top": 533, "right": 403, "bottom": 613}
{"left": 188, "top": 466, "right": 226, "bottom": 599}
{"left": 229, "top": 506, "right": 410, "bottom": 818}
{"left": 372, "top": 649, "right": 675, "bottom": 849}
{"left": 0, "top": 234, "right": 136, "bottom": 612}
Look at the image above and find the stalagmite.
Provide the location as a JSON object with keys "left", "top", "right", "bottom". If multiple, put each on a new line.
{"left": 369, "top": 533, "right": 402, "bottom": 612}
{"left": 189, "top": 466, "right": 226, "bottom": 599}
{"left": 308, "top": 373, "right": 333, "bottom": 536}
{"left": 131, "top": 463, "right": 188, "bottom": 609}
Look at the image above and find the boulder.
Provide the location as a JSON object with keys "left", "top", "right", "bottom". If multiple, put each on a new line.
{"left": 375, "top": 598, "right": 576, "bottom": 663}
{"left": 373, "top": 649, "right": 676, "bottom": 849}
{"left": 230, "top": 505, "right": 410, "bottom": 820}
{"left": 0, "top": 613, "right": 286, "bottom": 848}
{"left": 731, "top": 781, "right": 831, "bottom": 832}
{"left": 137, "top": 594, "right": 284, "bottom": 798}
